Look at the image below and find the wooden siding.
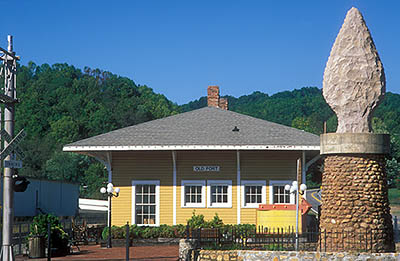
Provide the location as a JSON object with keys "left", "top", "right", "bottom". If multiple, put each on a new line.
{"left": 240, "top": 151, "right": 300, "bottom": 224}
{"left": 111, "top": 151, "right": 173, "bottom": 226}
{"left": 110, "top": 150, "right": 301, "bottom": 226}
{"left": 176, "top": 151, "right": 237, "bottom": 224}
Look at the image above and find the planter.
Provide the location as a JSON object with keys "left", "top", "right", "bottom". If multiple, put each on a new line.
{"left": 28, "top": 236, "right": 46, "bottom": 258}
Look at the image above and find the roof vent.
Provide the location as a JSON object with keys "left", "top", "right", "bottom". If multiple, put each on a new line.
{"left": 232, "top": 126, "right": 239, "bottom": 132}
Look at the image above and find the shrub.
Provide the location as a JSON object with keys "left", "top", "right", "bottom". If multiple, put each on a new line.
{"left": 187, "top": 211, "right": 207, "bottom": 229}
{"left": 172, "top": 224, "right": 186, "bottom": 237}
{"left": 101, "top": 214, "right": 257, "bottom": 241}
{"left": 186, "top": 212, "right": 225, "bottom": 228}
{"left": 159, "top": 224, "right": 174, "bottom": 237}
{"left": 129, "top": 224, "right": 141, "bottom": 239}
{"left": 102, "top": 225, "right": 129, "bottom": 240}
{"left": 29, "top": 214, "right": 69, "bottom": 255}
{"left": 207, "top": 213, "right": 224, "bottom": 228}
{"left": 101, "top": 226, "right": 109, "bottom": 240}
{"left": 111, "top": 225, "right": 126, "bottom": 239}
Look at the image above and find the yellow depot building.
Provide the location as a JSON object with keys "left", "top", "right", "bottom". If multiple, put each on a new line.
{"left": 63, "top": 86, "right": 319, "bottom": 229}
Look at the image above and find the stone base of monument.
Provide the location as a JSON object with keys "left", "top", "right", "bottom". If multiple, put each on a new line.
{"left": 319, "top": 133, "right": 395, "bottom": 253}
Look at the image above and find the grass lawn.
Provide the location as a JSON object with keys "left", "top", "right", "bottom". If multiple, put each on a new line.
{"left": 389, "top": 188, "right": 400, "bottom": 205}
{"left": 389, "top": 188, "right": 400, "bottom": 217}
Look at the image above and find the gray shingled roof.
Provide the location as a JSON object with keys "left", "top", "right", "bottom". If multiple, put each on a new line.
{"left": 64, "top": 107, "right": 320, "bottom": 149}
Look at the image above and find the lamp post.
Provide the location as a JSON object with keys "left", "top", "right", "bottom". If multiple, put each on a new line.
{"left": 100, "top": 183, "right": 120, "bottom": 248}
{"left": 285, "top": 181, "right": 307, "bottom": 251}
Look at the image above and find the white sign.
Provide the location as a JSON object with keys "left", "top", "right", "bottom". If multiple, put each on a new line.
{"left": 4, "top": 160, "right": 22, "bottom": 169}
{"left": 193, "top": 166, "right": 220, "bottom": 172}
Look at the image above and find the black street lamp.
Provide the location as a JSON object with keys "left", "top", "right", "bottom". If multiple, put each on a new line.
{"left": 100, "top": 183, "right": 120, "bottom": 248}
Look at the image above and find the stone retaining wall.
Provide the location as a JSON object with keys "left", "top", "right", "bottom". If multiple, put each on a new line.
{"left": 196, "top": 250, "right": 400, "bottom": 260}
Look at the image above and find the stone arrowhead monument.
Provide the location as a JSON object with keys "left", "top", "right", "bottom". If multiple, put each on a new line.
{"left": 323, "top": 7, "right": 385, "bottom": 133}
{"left": 319, "top": 7, "right": 394, "bottom": 252}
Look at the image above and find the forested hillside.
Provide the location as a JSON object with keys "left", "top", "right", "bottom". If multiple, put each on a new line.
{"left": 14, "top": 62, "right": 179, "bottom": 198}
{"left": 11, "top": 62, "right": 400, "bottom": 198}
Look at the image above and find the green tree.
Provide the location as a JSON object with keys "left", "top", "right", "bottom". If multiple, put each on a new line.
{"left": 14, "top": 62, "right": 179, "bottom": 197}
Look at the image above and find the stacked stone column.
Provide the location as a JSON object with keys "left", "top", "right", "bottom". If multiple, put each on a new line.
{"left": 319, "top": 133, "right": 395, "bottom": 252}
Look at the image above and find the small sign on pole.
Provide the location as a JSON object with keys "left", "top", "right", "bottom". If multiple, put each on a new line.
{"left": 4, "top": 160, "right": 22, "bottom": 169}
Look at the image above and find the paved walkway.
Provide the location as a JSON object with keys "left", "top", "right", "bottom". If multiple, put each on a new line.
{"left": 15, "top": 244, "right": 179, "bottom": 261}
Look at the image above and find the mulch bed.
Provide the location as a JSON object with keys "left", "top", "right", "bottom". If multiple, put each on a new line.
{"left": 15, "top": 244, "right": 179, "bottom": 260}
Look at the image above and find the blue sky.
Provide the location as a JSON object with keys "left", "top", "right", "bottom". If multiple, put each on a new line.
{"left": 2, "top": 1, "right": 400, "bottom": 104}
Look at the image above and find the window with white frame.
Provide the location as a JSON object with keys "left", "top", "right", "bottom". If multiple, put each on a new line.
{"left": 132, "top": 180, "right": 160, "bottom": 226}
{"left": 181, "top": 180, "right": 206, "bottom": 208}
{"left": 207, "top": 180, "right": 232, "bottom": 208}
{"left": 241, "top": 180, "right": 266, "bottom": 208}
{"left": 269, "top": 180, "right": 295, "bottom": 204}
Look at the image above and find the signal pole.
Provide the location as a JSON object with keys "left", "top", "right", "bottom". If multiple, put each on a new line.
{"left": 0, "top": 35, "right": 19, "bottom": 261}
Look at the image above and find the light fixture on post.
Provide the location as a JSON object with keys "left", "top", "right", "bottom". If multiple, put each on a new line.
{"left": 285, "top": 181, "right": 307, "bottom": 251}
{"left": 100, "top": 182, "right": 120, "bottom": 248}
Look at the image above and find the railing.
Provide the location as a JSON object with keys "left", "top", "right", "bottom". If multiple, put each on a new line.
{"left": 0, "top": 217, "right": 106, "bottom": 256}
{"left": 186, "top": 225, "right": 378, "bottom": 252}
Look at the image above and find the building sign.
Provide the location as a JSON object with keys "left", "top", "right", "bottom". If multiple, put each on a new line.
{"left": 193, "top": 166, "right": 220, "bottom": 172}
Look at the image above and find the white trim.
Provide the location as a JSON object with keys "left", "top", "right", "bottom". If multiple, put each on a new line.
{"left": 172, "top": 151, "right": 177, "bottom": 225}
{"left": 63, "top": 145, "right": 320, "bottom": 152}
{"left": 207, "top": 180, "right": 232, "bottom": 208}
{"left": 131, "top": 180, "right": 160, "bottom": 226}
{"left": 181, "top": 180, "right": 206, "bottom": 208}
{"left": 269, "top": 180, "right": 295, "bottom": 204}
{"left": 236, "top": 150, "right": 241, "bottom": 224}
{"left": 241, "top": 180, "right": 266, "bottom": 208}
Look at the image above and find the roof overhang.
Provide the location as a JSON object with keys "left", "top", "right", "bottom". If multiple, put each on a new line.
{"left": 63, "top": 144, "right": 320, "bottom": 152}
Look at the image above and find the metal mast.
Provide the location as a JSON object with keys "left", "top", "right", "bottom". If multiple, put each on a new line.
{"left": 0, "top": 35, "right": 19, "bottom": 261}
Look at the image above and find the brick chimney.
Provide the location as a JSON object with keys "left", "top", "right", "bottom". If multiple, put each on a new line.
{"left": 207, "top": 86, "right": 228, "bottom": 110}
{"left": 219, "top": 98, "right": 228, "bottom": 110}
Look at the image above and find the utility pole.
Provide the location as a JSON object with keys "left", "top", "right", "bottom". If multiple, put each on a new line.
{"left": 0, "top": 35, "right": 19, "bottom": 261}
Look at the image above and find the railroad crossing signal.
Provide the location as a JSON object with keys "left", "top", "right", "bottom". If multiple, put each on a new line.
{"left": 0, "top": 93, "right": 17, "bottom": 104}
{"left": 0, "top": 129, "right": 26, "bottom": 161}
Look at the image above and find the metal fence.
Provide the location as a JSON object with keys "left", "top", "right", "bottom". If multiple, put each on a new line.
{"left": 3, "top": 215, "right": 400, "bottom": 256}
{"left": 186, "top": 226, "right": 380, "bottom": 253}
{"left": 1, "top": 216, "right": 106, "bottom": 256}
